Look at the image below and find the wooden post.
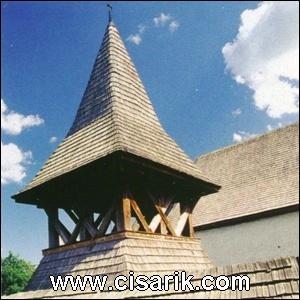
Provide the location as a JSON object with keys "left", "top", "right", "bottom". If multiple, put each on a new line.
{"left": 123, "top": 197, "right": 132, "bottom": 231}
{"left": 115, "top": 203, "right": 123, "bottom": 232}
{"left": 115, "top": 196, "right": 131, "bottom": 232}
{"left": 188, "top": 213, "right": 195, "bottom": 238}
{"left": 79, "top": 224, "right": 88, "bottom": 241}
{"left": 46, "top": 208, "right": 59, "bottom": 248}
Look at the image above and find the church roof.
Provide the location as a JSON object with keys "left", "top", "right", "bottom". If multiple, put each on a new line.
{"left": 193, "top": 123, "right": 299, "bottom": 228}
{"left": 14, "top": 21, "right": 219, "bottom": 199}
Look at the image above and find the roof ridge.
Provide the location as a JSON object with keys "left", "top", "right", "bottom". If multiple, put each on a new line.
{"left": 196, "top": 122, "right": 299, "bottom": 162}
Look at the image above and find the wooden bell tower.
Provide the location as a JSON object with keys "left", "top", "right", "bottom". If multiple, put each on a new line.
{"left": 40, "top": 149, "right": 216, "bottom": 249}
{"left": 12, "top": 12, "right": 219, "bottom": 251}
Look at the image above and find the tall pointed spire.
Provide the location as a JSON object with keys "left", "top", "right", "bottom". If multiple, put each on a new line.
{"left": 13, "top": 17, "right": 219, "bottom": 202}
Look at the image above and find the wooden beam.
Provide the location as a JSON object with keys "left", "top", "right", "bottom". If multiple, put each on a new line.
{"left": 97, "top": 206, "right": 114, "bottom": 236}
{"left": 188, "top": 213, "right": 195, "bottom": 238}
{"left": 115, "top": 204, "right": 124, "bottom": 232}
{"left": 79, "top": 226, "right": 88, "bottom": 241}
{"left": 79, "top": 213, "right": 93, "bottom": 241}
{"left": 175, "top": 211, "right": 190, "bottom": 236}
{"left": 94, "top": 214, "right": 103, "bottom": 228}
{"left": 130, "top": 199, "right": 152, "bottom": 233}
{"left": 154, "top": 204, "right": 176, "bottom": 236}
{"left": 46, "top": 208, "right": 59, "bottom": 248}
{"left": 149, "top": 201, "right": 172, "bottom": 232}
{"left": 53, "top": 219, "right": 71, "bottom": 244}
{"left": 122, "top": 197, "right": 132, "bottom": 231}
{"left": 149, "top": 212, "right": 162, "bottom": 232}
{"left": 68, "top": 221, "right": 82, "bottom": 243}
{"left": 82, "top": 216, "right": 98, "bottom": 238}
{"left": 160, "top": 216, "right": 168, "bottom": 235}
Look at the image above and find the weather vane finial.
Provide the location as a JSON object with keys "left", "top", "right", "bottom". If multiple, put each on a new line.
{"left": 107, "top": 3, "right": 113, "bottom": 22}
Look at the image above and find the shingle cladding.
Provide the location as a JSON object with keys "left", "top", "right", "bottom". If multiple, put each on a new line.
{"left": 17, "top": 22, "right": 216, "bottom": 195}
{"left": 26, "top": 232, "right": 213, "bottom": 292}
{"left": 4, "top": 254, "right": 299, "bottom": 299}
{"left": 193, "top": 123, "right": 299, "bottom": 227}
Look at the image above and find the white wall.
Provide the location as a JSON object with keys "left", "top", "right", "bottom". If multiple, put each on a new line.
{"left": 196, "top": 210, "right": 299, "bottom": 266}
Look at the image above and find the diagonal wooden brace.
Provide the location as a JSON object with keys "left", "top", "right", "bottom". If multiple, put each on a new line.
{"left": 96, "top": 206, "right": 115, "bottom": 237}
{"left": 154, "top": 204, "right": 176, "bottom": 236}
{"left": 45, "top": 208, "right": 71, "bottom": 245}
{"left": 149, "top": 200, "right": 172, "bottom": 232}
{"left": 130, "top": 199, "right": 152, "bottom": 233}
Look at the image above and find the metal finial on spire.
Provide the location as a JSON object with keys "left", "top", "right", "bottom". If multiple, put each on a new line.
{"left": 107, "top": 3, "right": 113, "bottom": 22}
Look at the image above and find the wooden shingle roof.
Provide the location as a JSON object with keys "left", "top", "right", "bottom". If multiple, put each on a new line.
{"left": 25, "top": 232, "right": 213, "bottom": 292}
{"left": 193, "top": 123, "right": 299, "bottom": 228}
{"left": 15, "top": 21, "right": 218, "bottom": 197}
{"left": 4, "top": 254, "right": 299, "bottom": 298}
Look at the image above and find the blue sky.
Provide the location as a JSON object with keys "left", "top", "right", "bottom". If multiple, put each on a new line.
{"left": 1, "top": 1, "right": 299, "bottom": 263}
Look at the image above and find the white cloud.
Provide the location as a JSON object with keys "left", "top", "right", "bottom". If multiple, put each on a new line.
{"left": 233, "top": 131, "right": 257, "bottom": 143}
{"left": 49, "top": 136, "right": 57, "bottom": 144}
{"left": 153, "top": 13, "right": 180, "bottom": 33}
{"left": 1, "top": 98, "right": 44, "bottom": 185}
{"left": 127, "top": 34, "right": 142, "bottom": 45}
{"left": 127, "top": 24, "right": 147, "bottom": 45}
{"left": 138, "top": 24, "right": 146, "bottom": 34}
{"left": 266, "top": 124, "right": 273, "bottom": 131}
{"left": 1, "top": 141, "right": 32, "bottom": 185}
{"left": 169, "top": 20, "right": 180, "bottom": 33}
{"left": 1, "top": 99, "right": 44, "bottom": 135}
{"left": 128, "top": 13, "right": 179, "bottom": 45}
{"left": 232, "top": 108, "right": 242, "bottom": 116}
{"left": 153, "top": 13, "right": 172, "bottom": 27}
{"left": 223, "top": 1, "right": 299, "bottom": 118}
